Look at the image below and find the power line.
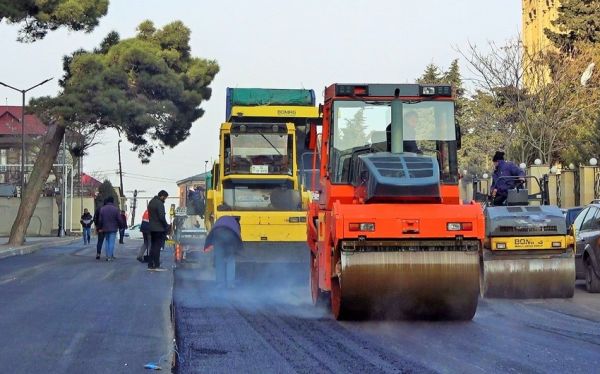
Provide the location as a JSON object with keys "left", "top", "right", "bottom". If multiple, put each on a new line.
{"left": 122, "top": 174, "right": 176, "bottom": 182}
{"left": 121, "top": 174, "right": 177, "bottom": 183}
{"left": 123, "top": 171, "right": 179, "bottom": 180}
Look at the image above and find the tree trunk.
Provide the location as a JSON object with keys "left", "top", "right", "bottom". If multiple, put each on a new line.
{"left": 8, "top": 120, "right": 66, "bottom": 246}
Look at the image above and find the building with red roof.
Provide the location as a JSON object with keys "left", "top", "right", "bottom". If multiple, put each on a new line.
{"left": 0, "top": 106, "right": 50, "bottom": 185}
{"left": 0, "top": 106, "right": 48, "bottom": 136}
{"left": 0, "top": 106, "right": 85, "bottom": 190}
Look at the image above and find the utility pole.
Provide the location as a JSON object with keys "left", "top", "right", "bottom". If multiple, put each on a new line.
{"left": 117, "top": 139, "right": 124, "bottom": 197}
{"left": 60, "top": 136, "right": 67, "bottom": 237}
{"left": 131, "top": 189, "right": 138, "bottom": 227}
{"left": 127, "top": 189, "right": 146, "bottom": 226}
{"left": 79, "top": 151, "right": 83, "bottom": 216}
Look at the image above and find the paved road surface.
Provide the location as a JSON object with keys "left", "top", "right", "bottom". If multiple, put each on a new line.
{"left": 0, "top": 240, "right": 174, "bottom": 373}
{"left": 175, "top": 249, "right": 600, "bottom": 374}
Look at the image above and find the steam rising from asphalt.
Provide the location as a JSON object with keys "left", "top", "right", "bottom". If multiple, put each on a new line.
{"left": 181, "top": 244, "right": 329, "bottom": 320}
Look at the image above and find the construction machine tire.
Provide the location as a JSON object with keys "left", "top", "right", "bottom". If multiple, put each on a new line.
{"left": 481, "top": 248, "right": 575, "bottom": 299}
{"left": 311, "top": 252, "right": 329, "bottom": 307}
{"left": 332, "top": 251, "right": 479, "bottom": 321}
{"left": 585, "top": 260, "right": 600, "bottom": 293}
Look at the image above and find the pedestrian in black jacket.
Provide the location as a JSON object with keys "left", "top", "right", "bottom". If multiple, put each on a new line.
{"left": 93, "top": 199, "right": 109, "bottom": 260}
{"left": 80, "top": 208, "right": 93, "bottom": 245}
{"left": 147, "top": 190, "right": 170, "bottom": 271}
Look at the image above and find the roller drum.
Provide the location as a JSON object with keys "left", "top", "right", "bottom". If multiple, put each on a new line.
{"left": 336, "top": 251, "right": 480, "bottom": 320}
{"left": 481, "top": 249, "right": 575, "bottom": 298}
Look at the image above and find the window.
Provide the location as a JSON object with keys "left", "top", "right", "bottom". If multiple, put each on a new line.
{"left": 578, "top": 207, "right": 600, "bottom": 232}
{"left": 299, "top": 151, "right": 320, "bottom": 191}
{"left": 0, "top": 149, "right": 7, "bottom": 175}
{"left": 223, "top": 131, "right": 293, "bottom": 176}
{"left": 329, "top": 100, "right": 458, "bottom": 184}
{"left": 220, "top": 179, "right": 302, "bottom": 211}
{"left": 574, "top": 208, "right": 590, "bottom": 232}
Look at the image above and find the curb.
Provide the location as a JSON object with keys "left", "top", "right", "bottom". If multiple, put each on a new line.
{"left": 0, "top": 237, "right": 80, "bottom": 260}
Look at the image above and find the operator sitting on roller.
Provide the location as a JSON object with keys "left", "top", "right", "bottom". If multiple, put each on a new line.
{"left": 385, "top": 111, "right": 421, "bottom": 153}
{"left": 490, "top": 151, "right": 525, "bottom": 206}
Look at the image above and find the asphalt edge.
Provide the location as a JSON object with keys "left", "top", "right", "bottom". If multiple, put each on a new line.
{"left": 0, "top": 237, "right": 80, "bottom": 260}
{"left": 169, "top": 267, "right": 178, "bottom": 373}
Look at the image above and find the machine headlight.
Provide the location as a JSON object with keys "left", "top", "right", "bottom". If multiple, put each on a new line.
{"left": 496, "top": 242, "right": 507, "bottom": 249}
{"left": 447, "top": 222, "right": 473, "bottom": 231}
{"left": 447, "top": 223, "right": 461, "bottom": 231}
{"left": 349, "top": 223, "right": 375, "bottom": 232}
{"left": 552, "top": 241, "right": 562, "bottom": 248}
{"left": 422, "top": 86, "right": 436, "bottom": 95}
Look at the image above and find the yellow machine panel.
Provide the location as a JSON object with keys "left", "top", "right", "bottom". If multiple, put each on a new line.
{"left": 230, "top": 105, "right": 319, "bottom": 119}
{"left": 490, "top": 236, "right": 566, "bottom": 251}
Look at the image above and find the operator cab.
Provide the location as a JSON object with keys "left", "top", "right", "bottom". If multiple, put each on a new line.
{"left": 326, "top": 84, "right": 460, "bottom": 187}
{"left": 223, "top": 123, "right": 293, "bottom": 176}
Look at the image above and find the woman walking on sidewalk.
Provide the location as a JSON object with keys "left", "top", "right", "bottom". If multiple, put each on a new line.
{"left": 97, "top": 197, "right": 126, "bottom": 261}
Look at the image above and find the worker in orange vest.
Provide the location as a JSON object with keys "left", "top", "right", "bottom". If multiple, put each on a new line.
{"left": 136, "top": 209, "right": 151, "bottom": 262}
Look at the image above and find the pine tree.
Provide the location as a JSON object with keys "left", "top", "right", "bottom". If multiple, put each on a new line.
{"left": 417, "top": 63, "right": 442, "bottom": 84}
{"left": 340, "top": 109, "right": 368, "bottom": 149}
{"left": 443, "top": 59, "right": 462, "bottom": 92}
{"left": 545, "top": 0, "right": 600, "bottom": 54}
{"left": 0, "top": 0, "right": 109, "bottom": 42}
{"left": 8, "top": 20, "right": 219, "bottom": 246}
{"left": 95, "top": 180, "right": 120, "bottom": 210}
{"left": 443, "top": 59, "right": 466, "bottom": 116}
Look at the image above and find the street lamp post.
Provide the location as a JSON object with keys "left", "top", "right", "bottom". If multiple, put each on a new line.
{"left": 0, "top": 78, "right": 53, "bottom": 195}
{"left": 117, "top": 139, "right": 124, "bottom": 198}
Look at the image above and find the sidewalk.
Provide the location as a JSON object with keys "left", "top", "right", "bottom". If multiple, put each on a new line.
{"left": 0, "top": 235, "right": 80, "bottom": 259}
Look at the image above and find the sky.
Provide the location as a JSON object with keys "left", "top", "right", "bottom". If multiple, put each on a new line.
{"left": 0, "top": 0, "right": 521, "bottom": 221}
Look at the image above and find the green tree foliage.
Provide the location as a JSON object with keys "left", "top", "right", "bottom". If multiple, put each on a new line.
{"left": 8, "top": 20, "right": 219, "bottom": 246}
{"left": 443, "top": 60, "right": 462, "bottom": 90}
{"left": 459, "top": 38, "right": 600, "bottom": 170}
{"left": 0, "top": 0, "right": 108, "bottom": 42}
{"left": 546, "top": 0, "right": 600, "bottom": 54}
{"left": 36, "top": 20, "right": 220, "bottom": 162}
{"left": 457, "top": 91, "right": 509, "bottom": 175}
{"left": 417, "top": 63, "right": 442, "bottom": 84}
{"left": 95, "top": 180, "right": 120, "bottom": 209}
{"left": 539, "top": 0, "right": 600, "bottom": 163}
{"left": 553, "top": 42, "right": 600, "bottom": 164}
{"left": 416, "top": 60, "right": 475, "bottom": 170}
{"left": 338, "top": 109, "right": 368, "bottom": 150}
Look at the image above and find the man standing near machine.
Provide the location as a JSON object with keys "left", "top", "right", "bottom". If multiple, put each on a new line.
{"left": 148, "top": 190, "right": 170, "bottom": 271}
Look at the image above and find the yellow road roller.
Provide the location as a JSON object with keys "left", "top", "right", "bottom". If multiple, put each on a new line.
{"left": 482, "top": 176, "right": 575, "bottom": 298}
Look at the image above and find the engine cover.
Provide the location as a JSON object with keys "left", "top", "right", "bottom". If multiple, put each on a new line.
{"left": 485, "top": 205, "right": 567, "bottom": 237}
{"left": 353, "top": 153, "right": 441, "bottom": 203}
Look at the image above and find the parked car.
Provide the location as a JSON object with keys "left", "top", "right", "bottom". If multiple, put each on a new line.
{"left": 572, "top": 204, "right": 600, "bottom": 292}
{"left": 564, "top": 206, "right": 584, "bottom": 228}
